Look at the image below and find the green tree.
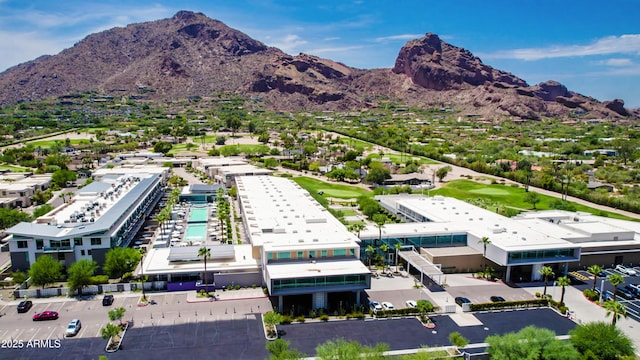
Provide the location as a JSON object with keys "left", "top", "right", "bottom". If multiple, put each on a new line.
{"left": 448, "top": 331, "right": 468, "bottom": 348}
{"left": 348, "top": 223, "right": 366, "bottom": 239}
{"left": 198, "top": 246, "right": 211, "bottom": 294}
{"left": 524, "top": 191, "right": 541, "bottom": 209}
{"left": 0, "top": 207, "right": 31, "bottom": 229}
{"left": 587, "top": 264, "right": 603, "bottom": 291}
{"left": 315, "top": 338, "right": 388, "bottom": 360}
{"left": 51, "top": 169, "right": 77, "bottom": 188}
{"left": 153, "top": 141, "right": 173, "bottom": 154}
{"left": 365, "top": 245, "right": 375, "bottom": 267}
{"left": 263, "top": 311, "right": 284, "bottom": 339}
{"left": 32, "top": 204, "right": 54, "bottom": 218}
{"left": 394, "top": 242, "right": 402, "bottom": 271}
{"left": 607, "top": 273, "right": 625, "bottom": 301}
{"left": 100, "top": 323, "right": 121, "bottom": 340}
{"left": 67, "top": 259, "right": 97, "bottom": 295}
{"left": 557, "top": 276, "right": 571, "bottom": 304}
{"left": 539, "top": 265, "right": 554, "bottom": 296}
{"left": 602, "top": 300, "right": 627, "bottom": 326}
{"left": 28, "top": 255, "right": 62, "bottom": 289}
{"left": 266, "top": 338, "right": 306, "bottom": 360}
{"left": 103, "top": 247, "right": 141, "bottom": 280}
{"left": 478, "top": 236, "right": 491, "bottom": 270}
{"left": 371, "top": 214, "right": 387, "bottom": 250}
{"left": 108, "top": 307, "right": 126, "bottom": 326}
{"left": 365, "top": 164, "right": 391, "bottom": 185}
{"left": 416, "top": 300, "right": 434, "bottom": 315}
{"left": 435, "top": 165, "right": 452, "bottom": 182}
{"left": 569, "top": 321, "right": 635, "bottom": 360}
{"left": 486, "top": 326, "right": 579, "bottom": 360}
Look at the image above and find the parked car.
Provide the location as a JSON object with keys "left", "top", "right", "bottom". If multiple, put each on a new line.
{"left": 66, "top": 319, "right": 81, "bottom": 337}
{"left": 455, "top": 297, "right": 471, "bottom": 306}
{"left": 102, "top": 294, "right": 114, "bottom": 306}
{"left": 490, "top": 296, "right": 506, "bottom": 302}
{"left": 382, "top": 302, "right": 395, "bottom": 310}
{"left": 595, "top": 288, "right": 613, "bottom": 301}
{"left": 623, "top": 285, "right": 640, "bottom": 298}
{"left": 615, "top": 265, "right": 638, "bottom": 276}
{"left": 617, "top": 287, "right": 636, "bottom": 300}
{"left": 405, "top": 300, "right": 417, "bottom": 308}
{"left": 17, "top": 300, "right": 33, "bottom": 313}
{"left": 33, "top": 311, "right": 58, "bottom": 321}
{"left": 369, "top": 301, "right": 382, "bottom": 313}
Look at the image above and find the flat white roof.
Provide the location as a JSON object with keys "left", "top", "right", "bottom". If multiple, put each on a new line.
{"left": 266, "top": 259, "right": 370, "bottom": 280}
{"left": 143, "top": 244, "right": 260, "bottom": 275}
{"left": 236, "top": 176, "right": 360, "bottom": 250}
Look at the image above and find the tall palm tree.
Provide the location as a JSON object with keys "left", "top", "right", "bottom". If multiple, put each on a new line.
{"left": 198, "top": 246, "right": 211, "bottom": 294}
{"left": 539, "top": 266, "right": 555, "bottom": 296}
{"left": 557, "top": 276, "right": 571, "bottom": 304}
{"left": 372, "top": 214, "right": 387, "bottom": 247}
{"left": 380, "top": 244, "right": 389, "bottom": 267}
{"left": 478, "top": 237, "right": 491, "bottom": 270}
{"left": 365, "top": 245, "right": 375, "bottom": 267}
{"left": 602, "top": 300, "right": 627, "bottom": 326}
{"left": 394, "top": 242, "right": 402, "bottom": 271}
{"left": 608, "top": 274, "right": 625, "bottom": 301}
{"left": 587, "top": 264, "right": 603, "bottom": 291}
{"left": 348, "top": 223, "right": 366, "bottom": 239}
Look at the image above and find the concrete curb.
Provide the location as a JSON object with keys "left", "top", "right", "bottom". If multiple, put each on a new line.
{"left": 185, "top": 295, "right": 268, "bottom": 303}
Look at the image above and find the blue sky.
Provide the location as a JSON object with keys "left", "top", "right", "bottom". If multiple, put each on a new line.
{"left": 1, "top": 0, "right": 639, "bottom": 108}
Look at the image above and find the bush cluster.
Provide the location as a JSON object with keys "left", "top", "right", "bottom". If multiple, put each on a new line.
{"left": 469, "top": 299, "right": 549, "bottom": 312}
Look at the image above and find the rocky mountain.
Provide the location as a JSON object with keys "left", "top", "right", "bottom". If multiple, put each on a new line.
{"left": 0, "top": 10, "right": 636, "bottom": 120}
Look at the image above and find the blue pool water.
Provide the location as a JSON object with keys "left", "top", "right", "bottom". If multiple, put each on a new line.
{"left": 188, "top": 207, "right": 208, "bottom": 223}
{"left": 184, "top": 223, "right": 207, "bottom": 242}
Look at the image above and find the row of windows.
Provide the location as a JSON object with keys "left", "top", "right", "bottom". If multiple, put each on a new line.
{"left": 272, "top": 274, "right": 368, "bottom": 290}
{"left": 33, "top": 238, "right": 102, "bottom": 250}
{"left": 267, "top": 248, "right": 356, "bottom": 262}
{"left": 508, "top": 248, "right": 578, "bottom": 264}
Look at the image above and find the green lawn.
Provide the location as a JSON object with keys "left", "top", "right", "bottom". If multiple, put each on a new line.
{"left": 293, "top": 176, "right": 371, "bottom": 199}
{"left": 0, "top": 164, "right": 30, "bottom": 172}
{"left": 339, "top": 137, "right": 374, "bottom": 151}
{"left": 367, "top": 152, "right": 439, "bottom": 165}
{"left": 434, "top": 179, "right": 637, "bottom": 221}
{"left": 339, "top": 209, "right": 358, "bottom": 216}
{"left": 28, "top": 138, "right": 92, "bottom": 148}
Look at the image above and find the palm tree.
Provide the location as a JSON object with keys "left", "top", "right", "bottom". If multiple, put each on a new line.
{"left": 587, "top": 264, "right": 603, "bottom": 291}
{"left": 348, "top": 223, "right": 366, "bottom": 239}
{"left": 372, "top": 214, "right": 387, "bottom": 247}
{"left": 608, "top": 274, "right": 625, "bottom": 301}
{"left": 394, "top": 242, "right": 402, "bottom": 271}
{"left": 602, "top": 300, "right": 627, "bottom": 326}
{"left": 539, "top": 266, "right": 554, "bottom": 296}
{"left": 380, "top": 244, "right": 389, "bottom": 267}
{"left": 557, "top": 276, "right": 571, "bottom": 304}
{"left": 198, "top": 246, "right": 211, "bottom": 294}
{"left": 478, "top": 237, "right": 491, "bottom": 270}
{"left": 365, "top": 245, "right": 375, "bottom": 267}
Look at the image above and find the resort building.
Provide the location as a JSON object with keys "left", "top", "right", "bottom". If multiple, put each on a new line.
{"left": 360, "top": 194, "right": 640, "bottom": 283}
{"left": 0, "top": 173, "right": 52, "bottom": 208}
{"left": 5, "top": 167, "right": 167, "bottom": 270}
{"left": 191, "top": 157, "right": 273, "bottom": 187}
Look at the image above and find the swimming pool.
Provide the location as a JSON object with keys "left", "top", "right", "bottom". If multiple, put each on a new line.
{"left": 188, "top": 206, "right": 209, "bottom": 223}
{"left": 184, "top": 223, "right": 207, "bottom": 242}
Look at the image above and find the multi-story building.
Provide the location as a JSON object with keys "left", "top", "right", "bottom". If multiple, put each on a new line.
{"left": 6, "top": 168, "right": 166, "bottom": 270}
{"left": 0, "top": 173, "right": 52, "bottom": 208}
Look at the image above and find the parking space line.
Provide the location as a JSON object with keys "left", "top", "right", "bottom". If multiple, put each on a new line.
{"left": 95, "top": 324, "right": 103, "bottom": 338}
{"left": 28, "top": 327, "right": 42, "bottom": 342}
{"left": 46, "top": 326, "right": 58, "bottom": 340}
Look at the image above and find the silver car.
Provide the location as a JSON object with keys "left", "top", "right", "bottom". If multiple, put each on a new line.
{"left": 66, "top": 319, "right": 81, "bottom": 337}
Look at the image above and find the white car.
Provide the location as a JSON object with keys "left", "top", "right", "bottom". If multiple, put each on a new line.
{"left": 381, "top": 302, "right": 395, "bottom": 310}
{"left": 369, "top": 301, "right": 382, "bottom": 312}
{"left": 66, "top": 319, "right": 81, "bottom": 337}
{"left": 616, "top": 265, "right": 638, "bottom": 276}
{"left": 405, "top": 300, "right": 417, "bottom": 308}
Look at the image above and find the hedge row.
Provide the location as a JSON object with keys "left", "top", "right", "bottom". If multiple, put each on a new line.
{"left": 469, "top": 299, "right": 549, "bottom": 312}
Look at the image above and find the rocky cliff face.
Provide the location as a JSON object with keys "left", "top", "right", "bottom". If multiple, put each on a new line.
{"left": 0, "top": 11, "right": 635, "bottom": 120}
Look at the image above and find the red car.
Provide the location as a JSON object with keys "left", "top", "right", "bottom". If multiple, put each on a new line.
{"left": 33, "top": 311, "right": 59, "bottom": 321}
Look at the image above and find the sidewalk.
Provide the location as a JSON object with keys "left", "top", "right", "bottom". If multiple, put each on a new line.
{"left": 185, "top": 288, "right": 267, "bottom": 303}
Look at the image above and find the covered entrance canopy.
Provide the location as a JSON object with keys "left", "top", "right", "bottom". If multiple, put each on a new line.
{"left": 398, "top": 250, "right": 444, "bottom": 287}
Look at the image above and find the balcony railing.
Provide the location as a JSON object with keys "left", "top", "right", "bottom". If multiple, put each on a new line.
{"left": 43, "top": 245, "right": 75, "bottom": 252}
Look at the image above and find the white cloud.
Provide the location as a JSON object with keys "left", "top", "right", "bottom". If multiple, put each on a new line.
{"left": 603, "top": 58, "right": 633, "bottom": 67}
{"left": 270, "top": 34, "right": 309, "bottom": 54}
{"left": 484, "top": 34, "right": 640, "bottom": 60}
{"left": 306, "top": 45, "right": 364, "bottom": 55}
{"left": 375, "top": 34, "right": 423, "bottom": 42}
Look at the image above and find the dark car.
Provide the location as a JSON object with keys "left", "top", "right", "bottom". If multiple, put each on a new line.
{"left": 490, "top": 296, "right": 506, "bottom": 302}
{"left": 17, "top": 300, "right": 33, "bottom": 313}
{"left": 102, "top": 294, "right": 114, "bottom": 306}
{"left": 33, "top": 311, "right": 58, "bottom": 321}
{"left": 616, "top": 288, "right": 635, "bottom": 300}
{"left": 455, "top": 297, "right": 471, "bottom": 306}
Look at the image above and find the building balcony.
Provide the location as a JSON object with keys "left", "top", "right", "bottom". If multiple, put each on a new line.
{"left": 43, "top": 246, "right": 75, "bottom": 253}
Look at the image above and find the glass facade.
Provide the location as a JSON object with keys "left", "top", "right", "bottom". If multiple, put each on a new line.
{"left": 272, "top": 274, "right": 367, "bottom": 291}
{"left": 508, "top": 248, "right": 578, "bottom": 264}
{"left": 359, "top": 233, "right": 467, "bottom": 260}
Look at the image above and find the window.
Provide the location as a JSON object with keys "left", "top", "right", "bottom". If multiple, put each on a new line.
{"left": 90, "top": 238, "right": 102, "bottom": 246}
{"left": 267, "top": 253, "right": 274, "bottom": 260}
{"left": 57, "top": 253, "right": 65, "bottom": 261}
{"left": 81, "top": 250, "right": 85, "bottom": 256}
{"left": 321, "top": 250, "right": 327, "bottom": 258}
{"left": 74, "top": 238, "right": 83, "bottom": 246}
{"left": 36, "top": 239, "right": 43, "bottom": 250}
{"left": 334, "top": 249, "right": 346, "bottom": 256}
{"left": 17, "top": 241, "right": 28, "bottom": 249}
{"left": 297, "top": 251, "right": 303, "bottom": 259}
{"left": 277, "top": 252, "right": 290, "bottom": 260}
{"left": 87, "top": 250, "right": 92, "bottom": 255}
{"left": 309, "top": 250, "right": 315, "bottom": 259}
{"left": 61, "top": 239, "right": 70, "bottom": 248}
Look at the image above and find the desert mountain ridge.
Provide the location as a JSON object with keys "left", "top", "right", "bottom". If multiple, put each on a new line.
{"left": 0, "top": 10, "right": 637, "bottom": 120}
